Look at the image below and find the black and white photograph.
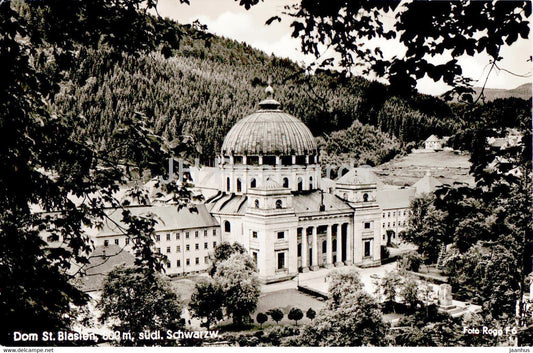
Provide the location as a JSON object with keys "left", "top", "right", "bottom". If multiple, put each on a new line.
{"left": 1, "top": 0, "right": 532, "bottom": 349}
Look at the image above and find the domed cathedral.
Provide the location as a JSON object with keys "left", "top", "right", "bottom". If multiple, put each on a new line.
{"left": 203, "top": 86, "right": 382, "bottom": 283}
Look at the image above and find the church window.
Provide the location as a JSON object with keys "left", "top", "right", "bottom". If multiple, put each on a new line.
{"left": 322, "top": 240, "right": 327, "bottom": 254}
{"left": 252, "top": 231, "right": 258, "bottom": 239}
{"left": 363, "top": 193, "right": 369, "bottom": 202}
{"left": 297, "top": 177, "right": 303, "bottom": 191}
{"left": 255, "top": 199, "right": 260, "bottom": 208}
{"left": 283, "top": 177, "right": 289, "bottom": 188}
{"left": 275, "top": 199, "right": 282, "bottom": 209}
{"left": 309, "top": 176, "right": 313, "bottom": 189}
{"left": 115, "top": 238, "right": 119, "bottom": 245}
{"left": 224, "top": 221, "right": 231, "bottom": 232}
{"left": 277, "top": 252, "right": 285, "bottom": 270}
{"left": 277, "top": 231, "right": 285, "bottom": 239}
{"left": 250, "top": 178, "right": 256, "bottom": 188}
{"left": 237, "top": 178, "right": 242, "bottom": 192}
{"left": 364, "top": 222, "right": 371, "bottom": 229}
{"left": 364, "top": 240, "right": 371, "bottom": 257}
{"left": 226, "top": 177, "right": 230, "bottom": 192}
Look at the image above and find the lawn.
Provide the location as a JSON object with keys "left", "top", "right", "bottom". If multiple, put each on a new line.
{"left": 253, "top": 289, "right": 326, "bottom": 326}
{"left": 375, "top": 150, "right": 474, "bottom": 186}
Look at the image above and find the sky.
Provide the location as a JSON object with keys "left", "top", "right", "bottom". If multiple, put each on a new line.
{"left": 156, "top": 0, "right": 532, "bottom": 96}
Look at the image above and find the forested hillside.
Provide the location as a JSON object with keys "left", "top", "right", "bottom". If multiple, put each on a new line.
{"left": 47, "top": 17, "right": 529, "bottom": 167}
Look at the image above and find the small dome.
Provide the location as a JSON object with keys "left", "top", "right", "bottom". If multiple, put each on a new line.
{"left": 221, "top": 97, "right": 317, "bottom": 156}
{"left": 263, "top": 178, "right": 281, "bottom": 190}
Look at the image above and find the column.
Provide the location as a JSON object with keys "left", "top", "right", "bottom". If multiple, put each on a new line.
{"left": 326, "top": 224, "right": 333, "bottom": 268}
{"left": 311, "top": 226, "right": 319, "bottom": 270}
{"left": 301, "top": 228, "right": 309, "bottom": 272}
{"left": 345, "top": 223, "right": 353, "bottom": 265}
{"left": 335, "top": 224, "right": 343, "bottom": 266}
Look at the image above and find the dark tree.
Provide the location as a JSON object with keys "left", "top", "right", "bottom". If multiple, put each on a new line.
{"left": 288, "top": 308, "right": 303, "bottom": 326}
{"left": 256, "top": 313, "right": 268, "bottom": 329}
{"left": 306, "top": 308, "right": 316, "bottom": 320}
{"left": 188, "top": 279, "right": 225, "bottom": 330}
{"left": 0, "top": 0, "right": 194, "bottom": 345}
{"left": 267, "top": 308, "right": 284, "bottom": 325}
{"left": 97, "top": 266, "right": 183, "bottom": 346}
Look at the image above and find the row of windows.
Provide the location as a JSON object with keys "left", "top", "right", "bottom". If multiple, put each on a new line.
{"left": 250, "top": 231, "right": 285, "bottom": 239}
{"left": 342, "top": 193, "right": 369, "bottom": 202}
{"left": 170, "top": 256, "right": 210, "bottom": 268}
{"left": 155, "top": 229, "right": 217, "bottom": 242}
{"left": 157, "top": 241, "right": 218, "bottom": 253}
{"left": 227, "top": 176, "right": 314, "bottom": 192}
{"left": 382, "top": 221, "right": 407, "bottom": 228}
{"left": 253, "top": 199, "right": 283, "bottom": 209}
{"left": 383, "top": 210, "right": 410, "bottom": 218}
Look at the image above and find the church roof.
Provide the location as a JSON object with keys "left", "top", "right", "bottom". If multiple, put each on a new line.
{"left": 221, "top": 100, "right": 317, "bottom": 156}
{"left": 412, "top": 171, "right": 443, "bottom": 196}
{"left": 262, "top": 178, "right": 282, "bottom": 190}
{"left": 336, "top": 167, "right": 383, "bottom": 186}
{"left": 99, "top": 204, "right": 218, "bottom": 236}
{"left": 294, "top": 191, "right": 352, "bottom": 215}
{"left": 206, "top": 194, "right": 248, "bottom": 215}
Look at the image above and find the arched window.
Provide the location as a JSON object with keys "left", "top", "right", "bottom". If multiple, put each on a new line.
{"left": 250, "top": 178, "right": 256, "bottom": 188}
{"left": 224, "top": 221, "right": 231, "bottom": 233}
{"left": 275, "top": 200, "right": 282, "bottom": 209}
{"left": 255, "top": 199, "right": 260, "bottom": 208}
{"left": 226, "top": 177, "right": 230, "bottom": 192}
{"left": 309, "top": 176, "right": 313, "bottom": 190}
{"left": 297, "top": 177, "right": 303, "bottom": 191}
{"left": 363, "top": 193, "right": 369, "bottom": 202}
{"left": 236, "top": 178, "right": 242, "bottom": 192}
{"left": 283, "top": 177, "right": 289, "bottom": 188}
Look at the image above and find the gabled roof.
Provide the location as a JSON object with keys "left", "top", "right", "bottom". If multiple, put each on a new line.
{"left": 99, "top": 204, "right": 218, "bottom": 236}
{"left": 293, "top": 191, "right": 352, "bottom": 215}
{"left": 425, "top": 134, "right": 440, "bottom": 142}
{"left": 412, "top": 172, "right": 443, "bottom": 196}
{"left": 336, "top": 167, "right": 382, "bottom": 186}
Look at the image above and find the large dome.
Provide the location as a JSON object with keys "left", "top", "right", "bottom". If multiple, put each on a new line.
{"left": 221, "top": 99, "right": 317, "bottom": 156}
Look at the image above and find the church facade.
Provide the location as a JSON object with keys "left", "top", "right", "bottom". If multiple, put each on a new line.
{"left": 195, "top": 90, "right": 382, "bottom": 282}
